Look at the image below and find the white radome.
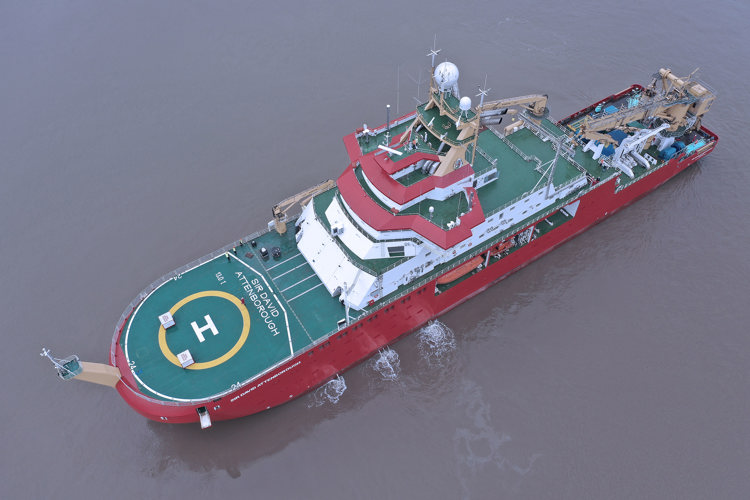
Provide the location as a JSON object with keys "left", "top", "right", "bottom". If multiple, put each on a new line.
{"left": 459, "top": 96, "right": 472, "bottom": 111}
{"left": 434, "top": 61, "right": 459, "bottom": 91}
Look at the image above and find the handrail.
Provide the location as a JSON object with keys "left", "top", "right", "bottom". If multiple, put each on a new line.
{"left": 488, "top": 126, "right": 543, "bottom": 169}
{"left": 355, "top": 111, "right": 417, "bottom": 139}
{"left": 108, "top": 215, "right": 300, "bottom": 366}
{"left": 513, "top": 113, "right": 590, "bottom": 178}
{"left": 474, "top": 145, "right": 497, "bottom": 166}
{"left": 310, "top": 211, "right": 374, "bottom": 275}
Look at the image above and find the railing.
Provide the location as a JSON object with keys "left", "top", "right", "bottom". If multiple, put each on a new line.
{"left": 109, "top": 222, "right": 293, "bottom": 406}
{"left": 488, "top": 126, "right": 543, "bottom": 169}
{"left": 356, "top": 111, "right": 418, "bottom": 139}
{"left": 521, "top": 113, "right": 561, "bottom": 143}
{"left": 109, "top": 228, "right": 273, "bottom": 364}
{"left": 483, "top": 189, "right": 532, "bottom": 219}
{"left": 518, "top": 113, "right": 590, "bottom": 177}
{"left": 334, "top": 192, "right": 424, "bottom": 253}
{"left": 310, "top": 211, "right": 374, "bottom": 275}
{"left": 413, "top": 146, "right": 438, "bottom": 154}
{"left": 329, "top": 193, "right": 377, "bottom": 244}
{"left": 550, "top": 139, "right": 588, "bottom": 176}
{"left": 375, "top": 145, "right": 438, "bottom": 161}
{"left": 539, "top": 117, "right": 566, "bottom": 137}
{"left": 364, "top": 211, "right": 544, "bottom": 312}
{"left": 482, "top": 169, "right": 586, "bottom": 221}
{"left": 378, "top": 243, "right": 424, "bottom": 274}
{"left": 559, "top": 150, "right": 588, "bottom": 176}
{"left": 582, "top": 93, "right": 699, "bottom": 133}
{"left": 467, "top": 144, "right": 498, "bottom": 171}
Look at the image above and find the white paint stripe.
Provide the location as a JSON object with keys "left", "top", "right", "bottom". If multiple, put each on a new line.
{"left": 231, "top": 254, "right": 294, "bottom": 356}
{"left": 130, "top": 353, "right": 297, "bottom": 404}
{"left": 273, "top": 261, "right": 310, "bottom": 279}
{"left": 288, "top": 282, "right": 325, "bottom": 302}
{"left": 124, "top": 253, "right": 296, "bottom": 402}
{"left": 280, "top": 273, "right": 317, "bottom": 292}
{"left": 267, "top": 252, "right": 303, "bottom": 270}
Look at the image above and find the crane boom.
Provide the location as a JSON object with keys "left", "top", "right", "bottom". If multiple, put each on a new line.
{"left": 479, "top": 94, "right": 548, "bottom": 117}
{"left": 272, "top": 179, "right": 336, "bottom": 234}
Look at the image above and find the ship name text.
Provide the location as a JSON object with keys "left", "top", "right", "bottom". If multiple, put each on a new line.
{"left": 235, "top": 271, "right": 282, "bottom": 336}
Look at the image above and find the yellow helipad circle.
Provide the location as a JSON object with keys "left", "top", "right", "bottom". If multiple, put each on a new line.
{"left": 158, "top": 290, "right": 250, "bottom": 370}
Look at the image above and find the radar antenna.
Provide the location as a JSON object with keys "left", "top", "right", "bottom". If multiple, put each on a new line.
{"left": 457, "top": 96, "right": 472, "bottom": 126}
{"left": 476, "top": 75, "right": 491, "bottom": 110}
{"left": 427, "top": 34, "right": 441, "bottom": 69}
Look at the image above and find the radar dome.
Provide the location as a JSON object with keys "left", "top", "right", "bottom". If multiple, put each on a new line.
{"left": 459, "top": 96, "right": 472, "bottom": 111}
{"left": 434, "top": 61, "right": 459, "bottom": 91}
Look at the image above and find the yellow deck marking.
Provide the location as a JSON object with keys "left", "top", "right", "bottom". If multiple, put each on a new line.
{"left": 158, "top": 290, "right": 250, "bottom": 370}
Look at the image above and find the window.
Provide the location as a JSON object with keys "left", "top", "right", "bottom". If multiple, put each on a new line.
{"left": 388, "top": 245, "right": 405, "bottom": 257}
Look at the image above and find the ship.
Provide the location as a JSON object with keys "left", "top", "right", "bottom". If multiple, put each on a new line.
{"left": 42, "top": 52, "right": 717, "bottom": 428}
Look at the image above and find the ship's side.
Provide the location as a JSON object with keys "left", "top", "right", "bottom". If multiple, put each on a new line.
{"left": 102, "top": 64, "right": 717, "bottom": 425}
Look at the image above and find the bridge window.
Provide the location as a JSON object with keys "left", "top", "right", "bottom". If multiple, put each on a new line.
{"left": 388, "top": 245, "right": 405, "bottom": 257}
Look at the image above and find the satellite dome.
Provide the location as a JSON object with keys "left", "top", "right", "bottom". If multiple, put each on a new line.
{"left": 459, "top": 96, "right": 472, "bottom": 111}
{"left": 434, "top": 61, "right": 459, "bottom": 91}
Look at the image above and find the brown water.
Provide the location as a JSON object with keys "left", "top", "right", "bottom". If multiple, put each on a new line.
{"left": 2, "top": 1, "right": 749, "bottom": 498}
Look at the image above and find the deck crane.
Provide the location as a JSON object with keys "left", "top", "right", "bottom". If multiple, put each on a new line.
{"left": 476, "top": 93, "right": 549, "bottom": 122}
{"left": 577, "top": 68, "right": 715, "bottom": 146}
{"left": 271, "top": 179, "right": 336, "bottom": 234}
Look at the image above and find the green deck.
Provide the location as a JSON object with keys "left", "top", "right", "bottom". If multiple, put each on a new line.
{"left": 121, "top": 229, "right": 346, "bottom": 402}
{"left": 122, "top": 102, "right": 679, "bottom": 402}
{"left": 357, "top": 120, "right": 414, "bottom": 155}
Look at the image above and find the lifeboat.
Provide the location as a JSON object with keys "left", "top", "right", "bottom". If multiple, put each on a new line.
{"left": 436, "top": 256, "right": 484, "bottom": 285}
{"left": 490, "top": 239, "right": 514, "bottom": 256}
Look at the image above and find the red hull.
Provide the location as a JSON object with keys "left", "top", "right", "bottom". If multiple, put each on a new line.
{"left": 110, "top": 124, "right": 716, "bottom": 424}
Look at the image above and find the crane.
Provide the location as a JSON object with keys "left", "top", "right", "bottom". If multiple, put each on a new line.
{"left": 578, "top": 68, "right": 714, "bottom": 145}
{"left": 271, "top": 179, "right": 336, "bottom": 234}
{"left": 478, "top": 94, "right": 549, "bottom": 118}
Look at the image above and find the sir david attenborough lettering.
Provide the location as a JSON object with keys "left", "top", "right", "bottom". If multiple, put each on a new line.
{"left": 235, "top": 272, "right": 282, "bottom": 336}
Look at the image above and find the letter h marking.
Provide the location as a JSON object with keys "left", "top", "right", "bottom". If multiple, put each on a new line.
{"left": 191, "top": 315, "right": 219, "bottom": 343}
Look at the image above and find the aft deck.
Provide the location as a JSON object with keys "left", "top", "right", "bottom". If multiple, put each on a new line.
{"left": 120, "top": 228, "right": 346, "bottom": 402}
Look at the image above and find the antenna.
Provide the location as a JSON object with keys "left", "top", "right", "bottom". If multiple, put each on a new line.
{"left": 409, "top": 68, "right": 425, "bottom": 104}
{"left": 385, "top": 104, "right": 391, "bottom": 144}
{"left": 476, "top": 75, "right": 490, "bottom": 110}
{"left": 396, "top": 65, "right": 400, "bottom": 115}
{"left": 427, "top": 34, "right": 441, "bottom": 69}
